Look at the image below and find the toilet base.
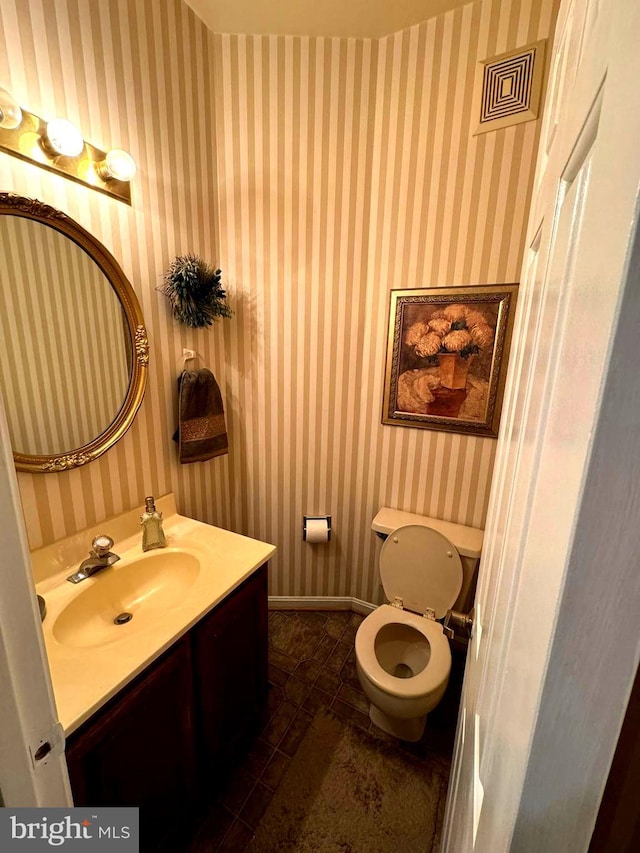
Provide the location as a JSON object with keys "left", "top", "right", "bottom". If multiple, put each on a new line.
{"left": 369, "top": 704, "right": 427, "bottom": 743}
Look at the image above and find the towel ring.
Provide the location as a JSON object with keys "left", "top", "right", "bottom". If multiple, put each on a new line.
{"left": 182, "top": 348, "right": 198, "bottom": 370}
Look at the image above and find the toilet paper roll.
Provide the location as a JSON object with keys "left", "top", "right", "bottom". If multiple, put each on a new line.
{"left": 304, "top": 517, "right": 330, "bottom": 543}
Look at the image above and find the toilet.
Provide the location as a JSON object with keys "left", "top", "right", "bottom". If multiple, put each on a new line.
{"left": 355, "top": 508, "right": 483, "bottom": 742}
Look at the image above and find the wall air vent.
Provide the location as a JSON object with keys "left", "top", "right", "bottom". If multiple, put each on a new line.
{"left": 474, "top": 40, "right": 546, "bottom": 135}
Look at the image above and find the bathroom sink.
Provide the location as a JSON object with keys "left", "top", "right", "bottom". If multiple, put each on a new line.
{"left": 52, "top": 550, "right": 200, "bottom": 649}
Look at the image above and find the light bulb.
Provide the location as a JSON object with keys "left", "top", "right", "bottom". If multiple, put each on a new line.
{"left": 44, "top": 118, "right": 84, "bottom": 157}
{"left": 0, "top": 86, "right": 22, "bottom": 130}
{"left": 97, "top": 148, "right": 137, "bottom": 182}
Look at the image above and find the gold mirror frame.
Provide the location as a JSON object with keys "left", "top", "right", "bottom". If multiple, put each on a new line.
{"left": 0, "top": 192, "right": 148, "bottom": 473}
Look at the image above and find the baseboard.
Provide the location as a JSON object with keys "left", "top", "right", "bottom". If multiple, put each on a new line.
{"left": 268, "top": 596, "right": 376, "bottom": 615}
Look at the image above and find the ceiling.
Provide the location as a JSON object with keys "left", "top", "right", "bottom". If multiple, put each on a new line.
{"left": 184, "top": 0, "right": 472, "bottom": 39}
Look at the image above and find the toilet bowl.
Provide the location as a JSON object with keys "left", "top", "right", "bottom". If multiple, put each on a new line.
{"left": 356, "top": 604, "right": 452, "bottom": 741}
{"left": 356, "top": 514, "right": 481, "bottom": 742}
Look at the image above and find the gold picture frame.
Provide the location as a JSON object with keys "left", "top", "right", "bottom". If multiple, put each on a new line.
{"left": 382, "top": 284, "right": 518, "bottom": 437}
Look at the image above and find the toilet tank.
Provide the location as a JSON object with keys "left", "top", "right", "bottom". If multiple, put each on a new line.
{"left": 371, "top": 507, "right": 484, "bottom": 614}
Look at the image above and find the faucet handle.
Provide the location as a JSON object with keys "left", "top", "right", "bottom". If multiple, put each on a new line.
{"left": 92, "top": 535, "right": 114, "bottom": 557}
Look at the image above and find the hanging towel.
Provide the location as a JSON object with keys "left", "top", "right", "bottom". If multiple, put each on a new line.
{"left": 174, "top": 368, "right": 228, "bottom": 463}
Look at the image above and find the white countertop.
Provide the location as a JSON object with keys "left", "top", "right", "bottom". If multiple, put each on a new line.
{"left": 33, "top": 495, "right": 275, "bottom": 736}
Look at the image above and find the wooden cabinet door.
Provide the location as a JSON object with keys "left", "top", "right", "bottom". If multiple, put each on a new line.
{"left": 66, "top": 639, "right": 195, "bottom": 851}
{"left": 193, "top": 564, "right": 268, "bottom": 781}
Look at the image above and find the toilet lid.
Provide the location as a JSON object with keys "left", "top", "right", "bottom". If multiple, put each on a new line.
{"left": 379, "top": 525, "right": 463, "bottom": 619}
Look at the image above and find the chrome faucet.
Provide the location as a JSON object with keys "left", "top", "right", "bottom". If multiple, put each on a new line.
{"left": 66, "top": 535, "right": 120, "bottom": 584}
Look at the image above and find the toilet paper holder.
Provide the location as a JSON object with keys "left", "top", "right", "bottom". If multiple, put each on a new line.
{"left": 303, "top": 515, "right": 332, "bottom": 542}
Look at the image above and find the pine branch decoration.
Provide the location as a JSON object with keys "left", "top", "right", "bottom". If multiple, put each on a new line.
{"left": 160, "top": 254, "right": 233, "bottom": 328}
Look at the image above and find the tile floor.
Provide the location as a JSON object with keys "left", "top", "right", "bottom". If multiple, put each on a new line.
{"left": 187, "top": 609, "right": 464, "bottom": 852}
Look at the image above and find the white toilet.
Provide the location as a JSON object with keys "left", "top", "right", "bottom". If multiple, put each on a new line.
{"left": 355, "top": 508, "right": 483, "bottom": 742}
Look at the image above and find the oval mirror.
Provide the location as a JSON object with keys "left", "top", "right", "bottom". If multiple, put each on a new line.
{"left": 0, "top": 193, "right": 148, "bottom": 472}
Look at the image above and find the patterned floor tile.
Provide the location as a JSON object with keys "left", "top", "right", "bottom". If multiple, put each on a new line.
{"left": 339, "top": 651, "right": 362, "bottom": 690}
{"left": 301, "top": 685, "right": 333, "bottom": 715}
{"left": 187, "top": 609, "right": 461, "bottom": 852}
{"left": 260, "top": 750, "right": 291, "bottom": 790}
{"left": 331, "top": 698, "right": 371, "bottom": 731}
{"left": 314, "top": 667, "right": 341, "bottom": 695}
{"left": 243, "top": 739, "right": 274, "bottom": 779}
{"left": 325, "top": 614, "right": 350, "bottom": 639}
{"left": 297, "top": 611, "right": 329, "bottom": 627}
{"left": 324, "top": 640, "right": 351, "bottom": 673}
{"left": 217, "top": 819, "right": 253, "bottom": 852}
{"left": 239, "top": 782, "right": 274, "bottom": 829}
{"left": 283, "top": 675, "right": 311, "bottom": 706}
{"left": 293, "top": 658, "right": 322, "bottom": 683}
{"left": 337, "top": 683, "right": 369, "bottom": 714}
{"left": 268, "top": 648, "right": 298, "bottom": 673}
{"left": 311, "top": 634, "right": 336, "bottom": 664}
{"left": 270, "top": 616, "right": 325, "bottom": 659}
{"left": 267, "top": 663, "right": 289, "bottom": 686}
{"left": 261, "top": 699, "right": 297, "bottom": 746}
{"left": 278, "top": 708, "right": 314, "bottom": 757}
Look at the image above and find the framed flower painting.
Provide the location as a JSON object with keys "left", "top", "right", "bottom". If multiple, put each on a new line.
{"left": 382, "top": 284, "right": 518, "bottom": 437}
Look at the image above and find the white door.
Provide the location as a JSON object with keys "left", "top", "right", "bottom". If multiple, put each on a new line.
{"left": 443, "top": 0, "right": 640, "bottom": 850}
{"left": 0, "top": 395, "right": 71, "bottom": 805}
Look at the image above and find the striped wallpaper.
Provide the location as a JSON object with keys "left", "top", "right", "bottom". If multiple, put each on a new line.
{"left": 0, "top": 0, "right": 556, "bottom": 605}
{"left": 0, "top": 214, "right": 129, "bottom": 455}
{"left": 212, "top": 0, "right": 556, "bottom": 602}
{"left": 0, "top": 0, "right": 224, "bottom": 554}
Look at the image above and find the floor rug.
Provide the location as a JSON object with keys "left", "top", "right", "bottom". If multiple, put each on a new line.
{"left": 247, "top": 709, "right": 448, "bottom": 852}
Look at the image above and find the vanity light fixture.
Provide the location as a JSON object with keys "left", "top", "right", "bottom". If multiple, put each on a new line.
{"left": 96, "top": 148, "right": 137, "bottom": 182}
{"left": 0, "top": 86, "right": 22, "bottom": 130}
{"left": 42, "top": 118, "right": 85, "bottom": 157}
{"left": 0, "top": 86, "right": 134, "bottom": 204}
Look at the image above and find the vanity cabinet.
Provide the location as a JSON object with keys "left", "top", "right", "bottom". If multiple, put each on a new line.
{"left": 193, "top": 560, "right": 269, "bottom": 789}
{"left": 65, "top": 564, "right": 268, "bottom": 850}
{"left": 66, "top": 639, "right": 194, "bottom": 850}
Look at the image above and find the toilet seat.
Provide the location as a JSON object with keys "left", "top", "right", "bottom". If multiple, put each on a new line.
{"left": 355, "top": 605, "right": 451, "bottom": 700}
{"left": 379, "top": 524, "right": 463, "bottom": 619}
